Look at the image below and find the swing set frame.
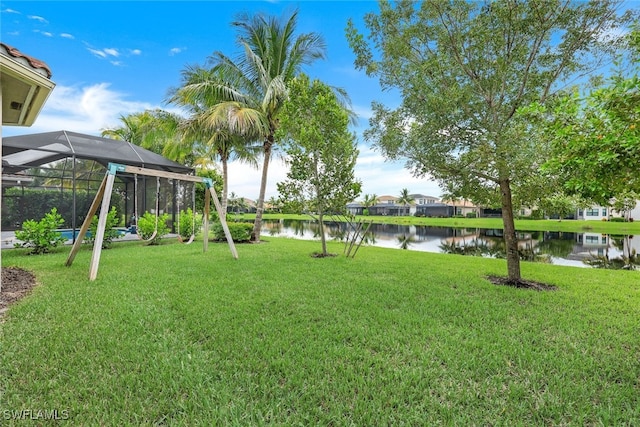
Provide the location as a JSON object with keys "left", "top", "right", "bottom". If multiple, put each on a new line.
{"left": 65, "top": 162, "right": 238, "bottom": 281}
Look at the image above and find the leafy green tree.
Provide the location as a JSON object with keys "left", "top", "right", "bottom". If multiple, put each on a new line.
{"left": 193, "top": 168, "right": 224, "bottom": 217}
{"left": 612, "top": 192, "right": 639, "bottom": 221}
{"left": 266, "top": 196, "right": 283, "bottom": 213}
{"left": 178, "top": 10, "right": 327, "bottom": 242}
{"left": 537, "top": 194, "right": 580, "bottom": 220}
{"left": 347, "top": 0, "right": 632, "bottom": 284}
{"left": 276, "top": 74, "right": 362, "bottom": 256}
{"left": 397, "top": 188, "right": 414, "bottom": 216}
{"left": 536, "top": 23, "right": 639, "bottom": 205}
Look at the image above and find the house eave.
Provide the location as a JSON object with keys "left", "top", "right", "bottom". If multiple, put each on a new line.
{"left": 1, "top": 45, "right": 55, "bottom": 127}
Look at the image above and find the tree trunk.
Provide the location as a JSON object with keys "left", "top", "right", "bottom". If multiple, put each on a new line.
{"left": 221, "top": 158, "right": 228, "bottom": 216}
{"left": 499, "top": 178, "right": 521, "bottom": 282}
{"left": 251, "top": 139, "right": 273, "bottom": 242}
{"left": 318, "top": 210, "right": 327, "bottom": 256}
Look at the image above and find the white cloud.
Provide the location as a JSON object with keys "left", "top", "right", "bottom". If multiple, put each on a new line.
{"left": 38, "top": 31, "right": 53, "bottom": 37}
{"left": 169, "top": 47, "right": 185, "bottom": 56}
{"left": 27, "top": 15, "right": 48, "bottom": 24}
{"left": 86, "top": 46, "right": 139, "bottom": 64}
{"left": 87, "top": 48, "right": 108, "bottom": 58}
{"left": 60, "top": 33, "right": 75, "bottom": 39}
{"left": 103, "top": 48, "right": 119, "bottom": 57}
{"left": 3, "top": 83, "right": 156, "bottom": 137}
{"left": 2, "top": 8, "right": 21, "bottom": 14}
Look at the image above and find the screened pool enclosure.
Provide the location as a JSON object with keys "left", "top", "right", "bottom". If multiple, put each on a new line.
{"left": 2, "top": 130, "right": 196, "bottom": 234}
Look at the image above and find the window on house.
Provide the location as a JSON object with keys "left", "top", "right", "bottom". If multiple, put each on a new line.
{"left": 602, "top": 208, "right": 607, "bottom": 216}
{"left": 578, "top": 209, "right": 583, "bottom": 216}
{"left": 586, "top": 209, "right": 599, "bottom": 216}
{"left": 585, "top": 235, "right": 600, "bottom": 243}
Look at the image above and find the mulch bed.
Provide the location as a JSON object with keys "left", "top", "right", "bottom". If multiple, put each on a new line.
{"left": 1, "top": 267, "right": 38, "bottom": 316}
{"left": 486, "top": 275, "right": 557, "bottom": 291}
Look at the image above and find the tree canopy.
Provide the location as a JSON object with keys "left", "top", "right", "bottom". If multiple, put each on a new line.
{"left": 536, "top": 24, "right": 640, "bottom": 205}
{"left": 276, "top": 74, "right": 361, "bottom": 256}
{"left": 347, "top": 0, "right": 634, "bottom": 283}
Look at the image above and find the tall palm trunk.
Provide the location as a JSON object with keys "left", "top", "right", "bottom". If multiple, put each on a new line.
{"left": 221, "top": 157, "right": 229, "bottom": 215}
{"left": 499, "top": 178, "right": 521, "bottom": 282}
{"left": 251, "top": 138, "right": 273, "bottom": 242}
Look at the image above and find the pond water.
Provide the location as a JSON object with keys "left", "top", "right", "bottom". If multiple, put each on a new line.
{"left": 255, "top": 219, "right": 640, "bottom": 269}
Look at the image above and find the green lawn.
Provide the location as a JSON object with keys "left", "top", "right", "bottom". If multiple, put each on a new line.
{"left": 241, "top": 213, "right": 640, "bottom": 234}
{"left": 1, "top": 237, "right": 639, "bottom": 425}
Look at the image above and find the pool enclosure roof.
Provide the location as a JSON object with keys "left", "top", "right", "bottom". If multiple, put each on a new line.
{"left": 2, "top": 130, "right": 193, "bottom": 175}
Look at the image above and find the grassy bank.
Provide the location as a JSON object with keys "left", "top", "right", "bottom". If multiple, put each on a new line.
{"left": 1, "top": 238, "right": 639, "bottom": 425}
{"left": 241, "top": 213, "right": 640, "bottom": 234}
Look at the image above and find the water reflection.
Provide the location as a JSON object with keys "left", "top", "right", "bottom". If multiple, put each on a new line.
{"left": 253, "top": 219, "right": 640, "bottom": 269}
{"left": 582, "top": 235, "right": 638, "bottom": 270}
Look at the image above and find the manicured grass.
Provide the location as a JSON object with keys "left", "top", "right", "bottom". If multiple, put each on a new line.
{"left": 244, "top": 213, "right": 640, "bottom": 234}
{"left": 1, "top": 237, "right": 639, "bottom": 425}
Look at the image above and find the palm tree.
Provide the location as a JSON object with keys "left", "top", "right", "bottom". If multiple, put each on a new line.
{"left": 177, "top": 10, "right": 326, "bottom": 242}
{"left": 169, "top": 66, "right": 263, "bottom": 214}
{"left": 102, "top": 110, "right": 168, "bottom": 155}
{"left": 228, "top": 192, "right": 249, "bottom": 215}
{"left": 362, "top": 193, "right": 378, "bottom": 215}
{"left": 397, "top": 188, "right": 414, "bottom": 216}
{"left": 102, "top": 109, "right": 200, "bottom": 164}
{"left": 102, "top": 113, "right": 148, "bottom": 145}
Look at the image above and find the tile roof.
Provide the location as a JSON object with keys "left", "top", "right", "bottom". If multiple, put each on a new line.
{"left": 0, "top": 42, "right": 52, "bottom": 78}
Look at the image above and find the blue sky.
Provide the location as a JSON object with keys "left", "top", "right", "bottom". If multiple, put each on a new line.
{"left": 1, "top": 0, "right": 440, "bottom": 200}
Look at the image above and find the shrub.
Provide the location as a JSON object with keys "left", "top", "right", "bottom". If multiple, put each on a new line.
{"left": 466, "top": 212, "right": 477, "bottom": 218}
{"left": 212, "top": 221, "right": 253, "bottom": 242}
{"left": 363, "top": 209, "right": 370, "bottom": 216}
{"left": 178, "top": 208, "right": 200, "bottom": 241}
{"left": 608, "top": 217, "right": 625, "bottom": 222}
{"left": 137, "top": 212, "right": 170, "bottom": 245}
{"left": 88, "top": 206, "right": 123, "bottom": 249}
{"left": 14, "top": 208, "right": 67, "bottom": 254}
